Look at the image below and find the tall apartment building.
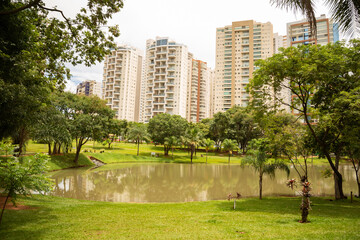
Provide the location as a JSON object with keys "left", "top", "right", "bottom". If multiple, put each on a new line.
{"left": 76, "top": 80, "right": 101, "bottom": 98}
{"left": 273, "top": 33, "right": 288, "bottom": 53}
{"left": 209, "top": 69, "right": 216, "bottom": 118}
{"left": 215, "top": 20, "right": 274, "bottom": 113}
{"left": 186, "top": 59, "right": 211, "bottom": 122}
{"left": 102, "top": 45, "right": 143, "bottom": 122}
{"left": 287, "top": 14, "right": 339, "bottom": 46}
{"left": 143, "top": 37, "right": 190, "bottom": 122}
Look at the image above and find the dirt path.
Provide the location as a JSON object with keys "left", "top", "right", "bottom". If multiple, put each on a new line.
{"left": 0, "top": 196, "right": 37, "bottom": 210}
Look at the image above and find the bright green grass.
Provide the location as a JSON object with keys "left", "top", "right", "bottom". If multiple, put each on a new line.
{"left": 1, "top": 195, "right": 359, "bottom": 240}
{"left": 25, "top": 140, "right": 339, "bottom": 169}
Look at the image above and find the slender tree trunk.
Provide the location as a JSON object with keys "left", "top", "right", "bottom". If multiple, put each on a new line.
{"left": 48, "top": 143, "right": 52, "bottom": 155}
{"left": 172, "top": 147, "right": 174, "bottom": 159}
{"left": 206, "top": 150, "right": 208, "bottom": 163}
{"left": 58, "top": 143, "right": 61, "bottom": 154}
{"left": 228, "top": 153, "right": 230, "bottom": 164}
{"left": 259, "top": 172, "right": 263, "bottom": 200}
{"left": 137, "top": 137, "right": 140, "bottom": 156}
{"left": 190, "top": 145, "right": 194, "bottom": 164}
{"left": 53, "top": 143, "right": 57, "bottom": 155}
{"left": 0, "top": 192, "right": 10, "bottom": 227}
{"left": 334, "top": 154, "right": 342, "bottom": 199}
{"left": 352, "top": 160, "right": 360, "bottom": 196}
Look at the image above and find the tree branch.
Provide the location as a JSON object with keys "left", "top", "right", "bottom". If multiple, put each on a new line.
{"left": 0, "top": 0, "right": 41, "bottom": 15}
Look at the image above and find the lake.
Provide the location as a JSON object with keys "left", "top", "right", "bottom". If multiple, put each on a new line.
{"left": 50, "top": 163, "right": 357, "bottom": 202}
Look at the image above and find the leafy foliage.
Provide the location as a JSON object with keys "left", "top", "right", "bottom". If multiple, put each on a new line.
{"left": 0, "top": 148, "right": 53, "bottom": 226}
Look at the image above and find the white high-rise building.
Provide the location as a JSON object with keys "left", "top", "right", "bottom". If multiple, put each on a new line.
{"left": 102, "top": 45, "right": 143, "bottom": 121}
{"left": 215, "top": 20, "right": 274, "bottom": 113}
{"left": 143, "top": 37, "right": 190, "bottom": 122}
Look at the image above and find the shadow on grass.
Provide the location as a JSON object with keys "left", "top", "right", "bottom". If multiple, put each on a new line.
{"left": 0, "top": 197, "right": 57, "bottom": 240}
{"left": 216, "top": 197, "right": 360, "bottom": 220}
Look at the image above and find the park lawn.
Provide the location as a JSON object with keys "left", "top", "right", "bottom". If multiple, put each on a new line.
{"left": 25, "top": 140, "right": 339, "bottom": 168}
{"left": 0, "top": 195, "right": 359, "bottom": 240}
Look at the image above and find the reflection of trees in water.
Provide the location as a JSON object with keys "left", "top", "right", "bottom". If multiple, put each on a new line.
{"left": 50, "top": 164, "right": 358, "bottom": 202}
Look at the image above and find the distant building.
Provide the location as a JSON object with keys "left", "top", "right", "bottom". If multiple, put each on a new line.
{"left": 102, "top": 45, "right": 143, "bottom": 122}
{"left": 215, "top": 20, "right": 274, "bottom": 112}
{"left": 186, "top": 59, "right": 211, "bottom": 122}
{"left": 287, "top": 14, "right": 339, "bottom": 46}
{"left": 142, "top": 37, "right": 190, "bottom": 122}
{"left": 76, "top": 80, "right": 101, "bottom": 98}
{"left": 273, "top": 32, "right": 287, "bottom": 53}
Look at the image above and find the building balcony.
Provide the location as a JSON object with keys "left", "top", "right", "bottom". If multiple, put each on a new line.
{"left": 167, "top": 75, "right": 175, "bottom": 78}
{"left": 153, "top": 108, "right": 164, "bottom": 112}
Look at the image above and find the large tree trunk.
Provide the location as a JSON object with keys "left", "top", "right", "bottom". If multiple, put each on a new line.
{"left": 0, "top": 192, "right": 10, "bottom": 227}
{"left": 259, "top": 172, "right": 263, "bottom": 200}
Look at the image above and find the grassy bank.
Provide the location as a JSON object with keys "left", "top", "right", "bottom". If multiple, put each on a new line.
{"left": 23, "top": 140, "right": 337, "bottom": 170}
{"left": 0, "top": 195, "right": 359, "bottom": 239}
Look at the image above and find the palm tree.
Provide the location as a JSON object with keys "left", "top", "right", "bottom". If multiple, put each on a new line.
{"left": 241, "top": 138, "right": 290, "bottom": 200}
{"left": 128, "top": 124, "right": 149, "bottom": 156}
{"left": 271, "top": 0, "right": 360, "bottom": 37}
{"left": 202, "top": 138, "right": 215, "bottom": 163}
{"left": 222, "top": 139, "right": 238, "bottom": 164}
{"left": 184, "top": 127, "right": 203, "bottom": 164}
{"left": 164, "top": 136, "right": 179, "bottom": 159}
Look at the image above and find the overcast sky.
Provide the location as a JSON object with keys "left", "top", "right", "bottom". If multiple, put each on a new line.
{"left": 46, "top": 0, "right": 331, "bottom": 92}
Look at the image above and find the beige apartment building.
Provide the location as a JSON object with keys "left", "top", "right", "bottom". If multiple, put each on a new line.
{"left": 287, "top": 14, "right": 339, "bottom": 46}
{"left": 102, "top": 45, "right": 143, "bottom": 122}
{"left": 143, "top": 37, "right": 190, "bottom": 122}
{"left": 76, "top": 80, "right": 102, "bottom": 98}
{"left": 186, "top": 59, "right": 211, "bottom": 122}
{"left": 215, "top": 20, "right": 274, "bottom": 112}
{"left": 273, "top": 32, "right": 288, "bottom": 53}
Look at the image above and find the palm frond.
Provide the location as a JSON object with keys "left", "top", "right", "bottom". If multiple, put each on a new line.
{"left": 325, "top": 0, "right": 360, "bottom": 37}
{"left": 270, "top": 0, "right": 317, "bottom": 37}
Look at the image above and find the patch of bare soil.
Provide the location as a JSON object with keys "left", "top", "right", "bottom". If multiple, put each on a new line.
{"left": 0, "top": 196, "right": 37, "bottom": 210}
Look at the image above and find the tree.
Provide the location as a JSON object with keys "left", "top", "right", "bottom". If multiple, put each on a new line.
{"left": 250, "top": 41, "right": 360, "bottom": 199}
{"left": 242, "top": 138, "right": 290, "bottom": 200}
{"left": 184, "top": 127, "right": 203, "bottom": 164}
{"left": 164, "top": 136, "right": 179, "bottom": 160}
{"left": 202, "top": 138, "right": 215, "bottom": 163}
{"left": 128, "top": 124, "right": 149, "bottom": 156}
{"left": 148, "top": 114, "right": 188, "bottom": 156}
{"left": 54, "top": 92, "right": 115, "bottom": 163}
{"left": 0, "top": 1, "right": 123, "bottom": 144}
{"left": 333, "top": 87, "right": 360, "bottom": 196}
{"left": 271, "top": 0, "right": 360, "bottom": 37}
{"left": 227, "top": 107, "right": 261, "bottom": 154}
{"left": 32, "top": 105, "right": 71, "bottom": 155}
{"left": 0, "top": 147, "right": 52, "bottom": 226}
{"left": 209, "top": 112, "right": 230, "bottom": 151}
{"left": 222, "top": 139, "right": 238, "bottom": 164}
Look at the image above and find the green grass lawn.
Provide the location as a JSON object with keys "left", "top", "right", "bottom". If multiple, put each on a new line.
{"left": 1, "top": 195, "right": 359, "bottom": 240}
{"left": 22, "top": 140, "right": 341, "bottom": 171}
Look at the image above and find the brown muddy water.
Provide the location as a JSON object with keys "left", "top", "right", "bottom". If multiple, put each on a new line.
{"left": 49, "top": 163, "right": 357, "bottom": 202}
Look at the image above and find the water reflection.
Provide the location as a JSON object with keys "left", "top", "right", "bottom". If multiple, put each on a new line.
{"left": 50, "top": 163, "right": 357, "bottom": 203}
